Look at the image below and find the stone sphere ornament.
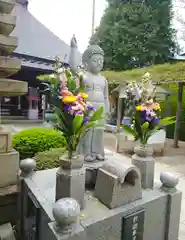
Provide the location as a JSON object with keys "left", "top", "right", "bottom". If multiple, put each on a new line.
{"left": 160, "top": 172, "right": 179, "bottom": 188}
{"left": 52, "top": 198, "right": 80, "bottom": 228}
{"left": 20, "top": 158, "right": 36, "bottom": 174}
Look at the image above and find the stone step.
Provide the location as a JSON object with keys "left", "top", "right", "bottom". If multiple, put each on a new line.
{"left": 0, "top": 34, "right": 17, "bottom": 55}
{"left": 0, "top": 222, "right": 16, "bottom": 240}
{"left": 0, "top": 0, "right": 15, "bottom": 15}
{"left": 0, "top": 56, "right": 21, "bottom": 77}
{"left": 0, "top": 13, "right": 16, "bottom": 36}
{"left": 0, "top": 78, "right": 28, "bottom": 95}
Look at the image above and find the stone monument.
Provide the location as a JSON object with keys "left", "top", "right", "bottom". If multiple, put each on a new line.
{"left": 69, "top": 36, "right": 109, "bottom": 162}
{"left": 94, "top": 159, "right": 142, "bottom": 208}
{"left": 18, "top": 150, "right": 182, "bottom": 240}
{"left": 0, "top": 0, "right": 27, "bottom": 188}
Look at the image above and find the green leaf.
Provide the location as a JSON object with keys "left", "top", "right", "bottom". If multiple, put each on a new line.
{"left": 141, "top": 122, "right": 149, "bottom": 143}
{"left": 141, "top": 122, "right": 149, "bottom": 131}
{"left": 159, "top": 116, "right": 176, "bottom": 126}
{"left": 54, "top": 108, "right": 69, "bottom": 134}
{"left": 68, "top": 77, "right": 77, "bottom": 91}
{"left": 89, "top": 107, "right": 104, "bottom": 122}
{"left": 122, "top": 125, "right": 137, "bottom": 137}
{"left": 65, "top": 69, "right": 72, "bottom": 78}
{"left": 37, "top": 74, "right": 57, "bottom": 85}
{"left": 72, "top": 115, "right": 83, "bottom": 133}
{"left": 134, "top": 112, "right": 143, "bottom": 140}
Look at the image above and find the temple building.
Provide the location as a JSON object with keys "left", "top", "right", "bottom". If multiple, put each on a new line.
{"left": 1, "top": 0, "right": 81, "bottom": 120}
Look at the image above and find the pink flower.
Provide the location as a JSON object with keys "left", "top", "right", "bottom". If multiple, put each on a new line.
{"left": 60, "top": 74, "right": 67, "bottom": 92}
{"left": 77, "top": 94, "right": 83, "bottom": 101}
{"left": 61, "top": 89, "right": 72, "bottom": 97}
{"left": 71, "top": 102, "right": 85, "bottom": 112}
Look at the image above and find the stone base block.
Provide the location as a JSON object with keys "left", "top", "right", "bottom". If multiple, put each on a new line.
{"left": 132, "top": 154, "right": 155, "bottom": 189}
{"left": 0, "top": 128, "right": 12, "bottom": 153}
{"left": 0, "top": 150, "right": 19, "bottom": 187}
{"left": 120, "top": 140, "right": 164, "bottom": 156}
{"left": 95, "top": 160, "right": 142, "bottom": 209}
{"left": 55, "top": 167, "right": 85, "bottom": 209}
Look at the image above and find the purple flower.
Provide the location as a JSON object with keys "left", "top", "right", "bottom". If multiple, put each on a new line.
{"left": 75, "top": 111, "right": 83, "bottom": 115}
{"left": 146, "top": 114, "right": 153, "bottom": 122}
{"left": 87, "top": 105, "right": 95, "bottom": 111}
{"left": 153, "top": 117, "right": 159, "bottom": 125}
{"left": 64, "top": 105, "right": 72, "bottom": 112}
{"left": 83, "top": 116, "right": 90, "bottom": 124}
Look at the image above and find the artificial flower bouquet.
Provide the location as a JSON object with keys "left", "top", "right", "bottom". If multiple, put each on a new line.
{"left": 38, "top": 57, "right": 103, "bottom": 157}
{"left": 123, "top": 100, "right": 175, "bottom": 145}
{"left": 121, "top": 72, "right": 175, "bottom": 145}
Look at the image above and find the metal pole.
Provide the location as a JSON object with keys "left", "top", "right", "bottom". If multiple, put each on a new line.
{"left": 92, "top": 0, "right": 95, "bottom": 35}
{"left": 0, "top": 96, "right": 1, "bottom": 127}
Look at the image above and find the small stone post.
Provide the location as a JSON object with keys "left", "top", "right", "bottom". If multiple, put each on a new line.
{"left": 55, "top": 155, "right": 85, "bottom": 209}
{"left": 160, "top": 172, "right": 182, "bottom": 240}
{"left": 48, "top": 198, "right": 86, "bottom": 240}
{"left": 17, "top": 158, "right": 36, "bottom": 240}
{"left": 132, "top": 145, "right": 155, "bottom": 189}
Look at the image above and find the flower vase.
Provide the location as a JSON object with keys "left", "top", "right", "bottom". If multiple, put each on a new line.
{"left": 55, "top": 153, "right": 85, "bottom": 209}
{"left": 131, "top": 143, "right": 155, "bottom": 189}
{"left": 134, "top": 144, "right": 153, "bottom": 158}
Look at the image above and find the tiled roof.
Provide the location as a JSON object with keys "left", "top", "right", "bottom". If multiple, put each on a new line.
{"left": 11, "top": 53, "right": 55, "bottom": 70}
{"left": 11, "top": 2, "right": 82, "bottom": 64}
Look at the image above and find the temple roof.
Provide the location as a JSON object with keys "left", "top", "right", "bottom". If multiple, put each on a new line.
{"left": 10, "top": 2, "right": 81, "bottom": 65}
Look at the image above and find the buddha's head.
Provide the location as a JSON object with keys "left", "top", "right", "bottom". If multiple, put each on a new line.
{"left": 82, "top": 45, "right": 104, "bottom": 74}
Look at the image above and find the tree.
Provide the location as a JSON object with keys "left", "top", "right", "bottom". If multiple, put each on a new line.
{"left": 174, "top": 0, "right": 185, "bottom": 45}
{"left": 90, "top": 1, "right": 177, "bottom": 70}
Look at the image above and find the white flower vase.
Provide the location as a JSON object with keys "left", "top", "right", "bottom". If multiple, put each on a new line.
{"left": 134, "top": 144, "right": 153, "bottom": 158}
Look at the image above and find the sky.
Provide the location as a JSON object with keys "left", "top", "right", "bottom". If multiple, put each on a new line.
{"left": 28, "top": 0, "right": 185, "bottom": 53}
{"left": 28, "top": 0, "right": 107, "bottom": 53}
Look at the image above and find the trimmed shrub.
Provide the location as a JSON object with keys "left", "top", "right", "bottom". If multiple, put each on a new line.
{"left": 12, "top": 128, "right": 66, "bottom": 159}
{"left": 34, "top": 148, "right": 65, "bottom": 170}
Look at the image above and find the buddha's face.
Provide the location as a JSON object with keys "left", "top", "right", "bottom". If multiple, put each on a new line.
{"left": 86, "top": 54, "right": 104, "bottom": 74}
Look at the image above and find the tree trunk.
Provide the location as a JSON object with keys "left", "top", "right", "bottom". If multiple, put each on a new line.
{"left": 173, "top": 83, "right": 183, "bottom": 148}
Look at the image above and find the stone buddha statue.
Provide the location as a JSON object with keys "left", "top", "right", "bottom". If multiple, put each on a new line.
{"left": 69, "top": 36, "right": 109, "bottom": 162}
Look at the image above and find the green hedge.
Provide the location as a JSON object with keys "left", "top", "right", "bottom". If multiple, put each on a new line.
{"left": 103, "top": 61, "right": 185, "bottom": 83}
{"left": 13, "top": 127, "right": 66, "bottom": 159}
{"left": 34, "top": 148, "right": 65, "bottom": 170}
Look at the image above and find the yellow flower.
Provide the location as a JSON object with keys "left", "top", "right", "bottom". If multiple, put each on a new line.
{"left": 153, "top": 103, "right": 160, "bottom": 111}
{"left": 136, "top": 105, "right": 142, "bottom": 111}
{"left": 81, "top": 93, "right": 88, "bottom": 99}
{"left": 62, "top": 95, "right": 77, "bottom": 103}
